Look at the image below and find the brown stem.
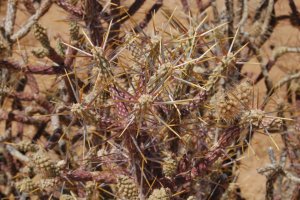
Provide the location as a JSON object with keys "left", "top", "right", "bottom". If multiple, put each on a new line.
{"left": 192, "top": 126, "right": 241, "bottom": 177}
{"left": 10, "top": 0, "right": 52, "bottom": 42}
{"left": 196, "top": 0, "right": 212, "bottom": 13}
{"left": 47, "top": 47, "right": 65, "bottom": 65}
{"left": 134, "top": 0, "right": 163, "bottom": 32}
{"left": 26, "top": 74, "right": 39, "bottom": 94}
{"left": 56, "top": 0, "right": 84, "bottom": 18}
{"left": 84, "top": 0, "right": 104, "bottom": 46}
{"left": 0, "top": 109, "right": 49, "bottom": 125}
{"left": 118, "top": 0, "right": 146, "bottom": 24}
{"left": 109, "top": 0, "right": 121, "bottom": 48}
{"left": 180, "top": 0, "right": 190, "bottom": 13}
{"left": 225, "top": 0, "right": 234, "bottom": 45}
{"left": 289, "top": 0, "right": 300, "bottom": 26}
{"left": 0, "top": 59, "right": 65, "bottom": 74}
{"left": 46, "top": 113, "right": 63, "bottom": 150}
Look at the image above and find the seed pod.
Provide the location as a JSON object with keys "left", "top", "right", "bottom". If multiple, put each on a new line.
{"left": 69, "top": 21, "right": 80, "bottom": 43}
{"left": 187, "top": 196, "right": 197, "bottom": 200}
{"left": 32, "top": 150, "right": 60, "bottom": 177}
{"left": 86, "top": 181, "right": 100, "bottom": 200}
{"left": 59, "top": 194, "right": 74, "bottom": 200}
{"left": 232, "top": 81, "right": 252, "bottom": 108}
{"left": 16, "top": 140, "right": 39, "bottom": 152}
{"left": 216, "top": 94, "right": 240, "bottom": 123}
{"left": 15, "top": 178, "right": 38, "bottom": 193}
{"left": 56, "top": 39, "right": 66, "bottom": 57}
{"left": 117, "top": 175, "right": 139, "bottom": 200}
{"left": 33, "top": 23, "right": 50, "bottom": 49}
{"left": 162, "top": 152, "right": 177, "bottom": 178}
{"left": 148, "top": 187, "right": 171, "bottom": 200}
{"left": 215, "top": 81, "right": 252, "bottom": 123}
{"left": 32, "top": 48, "right": 49, "bottom": 58}
{"left": 40, "top": 178, "right": 59, "bottom": 190}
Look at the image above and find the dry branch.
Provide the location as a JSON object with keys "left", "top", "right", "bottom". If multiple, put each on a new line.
{"left": 10, "top": 0, "right": 52, "bottom": 42}
{"left": 4, "top": 0, "right": 17, "bottom": 36}
{"left": 56, "top": 0, "right": 84, "bottom": 18}
{"left": 134, "top": 0, "right": 163, "bottom": 32}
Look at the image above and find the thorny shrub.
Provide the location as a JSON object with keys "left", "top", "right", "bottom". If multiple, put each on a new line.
{"left": 0, "top": 0, "right": 300, "bottom": 199}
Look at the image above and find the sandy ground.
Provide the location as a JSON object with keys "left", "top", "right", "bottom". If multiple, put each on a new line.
{"left": 237, "top": 1, "right": 300, "bottom": 199}
{"left": 1, "top": 0, "right": 300, "bottom": 199}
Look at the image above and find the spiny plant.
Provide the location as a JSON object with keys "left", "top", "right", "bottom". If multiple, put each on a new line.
{"left": 1, "top": 0, "right": 300, "bottom": 199}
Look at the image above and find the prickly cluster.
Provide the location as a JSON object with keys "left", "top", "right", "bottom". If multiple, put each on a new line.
{"left": 215, "top": 81, "right": 252, "bottom": 123}
{"left": 33, "top": 23, "right": 50, "bottom": 49}
{"left": 32, "top": 48, "right": 49, "bottom": 58}
{"left": 15, "top": 178, "right": 38, "bottom": 193}
{"left": 16, "top": 140, "right": 39, "bottom": 152}
{"left": 32, "top": 150, "right": 60, "bottom": 177}
{"left": 39, "top": 178, "right": 59, "bottom": 191}
{"left": 59, "top": 194, "right": 74, "bottom": 200}
{"left": 148, "top": 187, "right": 171, "bottom": 200}
{"left": 117, "top": 175, "right": 139, "bottom": 200}
{"left": 241, "top": 109, "right": 282, "bottom": 130}
{"left": 69, "top": 21, "right": 80, "bottom": 43}
{"left": 162, "top": 152, "right": 178, "bottom": 178}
